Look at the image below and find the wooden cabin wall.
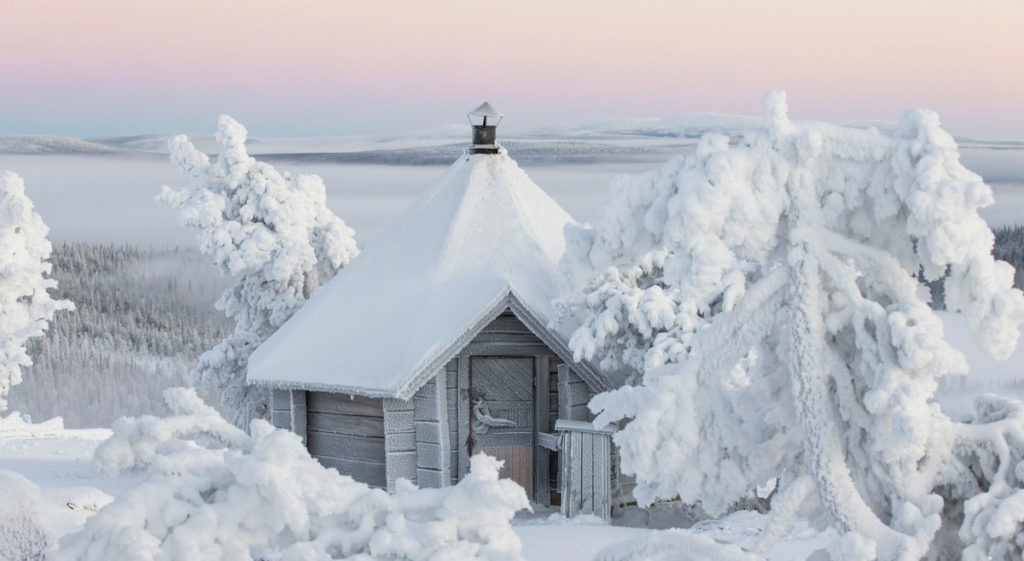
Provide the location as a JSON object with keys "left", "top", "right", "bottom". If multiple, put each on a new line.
{"left": 413, "top": 369, "right": 450, "bottom": 488}
{"left": 557, "top": 363, "right": 594, "bottom": 422}
{"left": 270, "top": 389, "right": 294, "bottom": 431}
{"left": 383, "top": 398, "right": 416, "bottom": 490}
{"left": 305, "top": 391, "right": 386, "bottom": 488}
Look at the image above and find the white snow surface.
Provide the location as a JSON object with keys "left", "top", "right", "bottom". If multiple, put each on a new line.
{"left": 0, "top": 405, "right": 844, "bottom": 561}
{"left": 248, "top": 148, "right": 577, "bottom": 398}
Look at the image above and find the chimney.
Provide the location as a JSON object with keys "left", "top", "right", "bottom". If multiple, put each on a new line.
{"left": 467, "top": 101, "right": 503, "bottom": 154}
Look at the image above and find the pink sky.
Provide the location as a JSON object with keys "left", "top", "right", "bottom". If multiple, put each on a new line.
{"left": 1, "top": 0, "right": 1021, "bottom": 138}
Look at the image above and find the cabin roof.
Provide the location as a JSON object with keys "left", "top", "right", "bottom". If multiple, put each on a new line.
{"left": 247, "top": 148, "right": 612, "bottom": 399}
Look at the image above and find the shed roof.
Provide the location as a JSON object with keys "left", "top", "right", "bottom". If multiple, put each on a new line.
{"left": 247, "top": 148, "right": 610, "bottom": 399}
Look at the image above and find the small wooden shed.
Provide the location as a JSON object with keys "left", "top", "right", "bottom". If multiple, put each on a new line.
{"left": 247, "top": 147, "right": 628, "bottom": 514}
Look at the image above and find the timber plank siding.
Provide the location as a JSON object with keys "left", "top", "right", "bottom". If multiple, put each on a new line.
{"left": 383, "top": 398, "right": 416, "bottom": 491}
{"left": 306, "top": 391, "right": 386, "bottom": 488}
{"left": 413, "top": 369, "right": 450, "bottom": 487}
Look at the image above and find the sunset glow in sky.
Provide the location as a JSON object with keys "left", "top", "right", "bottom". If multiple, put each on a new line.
{"left": 1, "top": 0, "right": 1022, "bottom": 138}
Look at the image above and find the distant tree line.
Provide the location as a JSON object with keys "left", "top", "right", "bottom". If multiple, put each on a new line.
{"left": 994, "top": 225, "right": 1024, "bottom": 289}
{"left": 926, "top": 225, "right": 1024, "bottom": 308}
{"left": 6, "top": 242, "right": 231, "bottom": 427}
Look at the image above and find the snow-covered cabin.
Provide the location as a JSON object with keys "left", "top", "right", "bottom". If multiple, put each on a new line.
{"left": 247, "top": 104, "right": 625, "bottom": 515}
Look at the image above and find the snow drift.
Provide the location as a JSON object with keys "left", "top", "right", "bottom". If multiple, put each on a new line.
{"left": 55, "top": 388, "right": 528, "bottom": 561}
{"left": 0, "top": 469, "right": 53, "bottom": 561}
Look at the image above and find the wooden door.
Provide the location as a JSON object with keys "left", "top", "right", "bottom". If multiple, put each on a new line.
{"left": 470, "top": 356, "right": 534, "bottom": 495}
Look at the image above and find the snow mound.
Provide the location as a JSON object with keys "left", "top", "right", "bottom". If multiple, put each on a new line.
{"left": 0, "top": 412, "right": 64, "bottom": 439}
{"left": 56, "top": 388, "right": 528, "bottom": 561}
{"left": 0, "top": 470, "right": 53, "bottom": 561}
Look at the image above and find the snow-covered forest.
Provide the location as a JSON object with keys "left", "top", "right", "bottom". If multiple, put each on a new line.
{"left": 5, "top": 243, "right": 230, "bottom": 427}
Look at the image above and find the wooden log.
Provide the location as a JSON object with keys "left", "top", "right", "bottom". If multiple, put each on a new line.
{"left": 413, "top": 370, "right": 450, "bottom": 485}
{"left": 416, "top": 441, "right": 446, "bottom": 471}
{"left": 557, "top": 364, "right": 593, "bottom": 421}
{"left": 535, "top": 355, "right": 551, "bottom": 506}
{"left": 307, "top": 392, "right": 383, "bottom": 418}
{"left": 417, "top": 469, "right": 444, "bottom": 488}
{"left": 470, "top": 332, "right": 543, "bottom": 345}
{"left": 481, "top": 313, "right": 534, "bottom": 334}
{"left": 457, "top": 351, "right": 470, "bottom": 479}
{"left": 315, "top": 455, "right": 385, "bottom": 488}
{"left": 385, "top": 431, "right": 416, "bottom": 452}
{"left": 271, "top": 389, "right": 291, "bottom": 412}
{"left": 384, "top": 409, "right": 415, "bottom": 432}
{"left": 306, "top": 431, "right": 385, "bottom": 463}
{"left": 464, "top": 342, "right": 552, "bottom": 357}
{"left": 306, "top": 412, "right": 384, "bottom": 437}
{"left": 415, "top": 421, "right": 443, "bottom": 444}
{"left": 270, "top": 410, "right": 291, "bottom": 430}
{"left": 383, "top": 398, "right": 416, "bottom": 491}
{"left": 582, "top": 431, "right": 594, "bottom": 514}
{"left": 289, "top": 390, "right": 307, "bottom": 443}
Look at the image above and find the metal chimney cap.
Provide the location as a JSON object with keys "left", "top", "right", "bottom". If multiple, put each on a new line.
{"left": 469, "top": 101, "right": 503, "bottom": 118}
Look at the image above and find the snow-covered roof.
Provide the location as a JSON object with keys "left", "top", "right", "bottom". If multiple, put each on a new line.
{"left": 247, "top": 148, "right": 609, "bottom": 399}
{"left": 469, "top": 102, "right": 503, "bottom": 118}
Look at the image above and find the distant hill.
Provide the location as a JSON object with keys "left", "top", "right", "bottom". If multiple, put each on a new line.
{"left": 0, "top": 135, "right": 119, "bottom": 154}
{"left": 531, "top": 113, "right": 903, "bottom": 139}
{"left": 89, "top": 134, "right": 216, "bottom": 153}
{"left": 531, "top": 113, "right": 765, "bottom": 138}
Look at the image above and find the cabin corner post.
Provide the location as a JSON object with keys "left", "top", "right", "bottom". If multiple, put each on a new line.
{"left": 289, "top": 390, "right": 307, "bottom": 443}
{"left": 413, "top": 368, "right": 451, "bottom": 487}
{"left": 534, "top": 355, "right": 551, "bottom": 505}
{"left": 270, "top": 389, "right": 303, "bottom": 435}
{"left": 457, "top": 351, "right": 471, "bottom": 479}
{"left": 383, "top": 398, "right": 416, "bottom": 492}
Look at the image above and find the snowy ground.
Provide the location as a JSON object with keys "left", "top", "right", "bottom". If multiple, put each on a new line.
{"left": 0, "top": 415, "right": 118, "bottom": 539}
{"left": 0, "top": 411, "right": 832, "bottom": 560}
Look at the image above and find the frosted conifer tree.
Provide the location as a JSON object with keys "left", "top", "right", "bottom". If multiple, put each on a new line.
{"left": 0, "top": 172, "right": 72, "bottom": 412}
{"left": 159, "top": 117, "right": 359, "bottom": 427}
{"left": 561, "top": 92, "right": 1024, "bottom": 560}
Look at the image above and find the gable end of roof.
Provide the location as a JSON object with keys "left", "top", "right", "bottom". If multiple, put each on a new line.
{"left": 505, "top": 293, "right": 613, "bottom": 394}
{"left": 393, "top": 288, "right": 514, "bottom": 400}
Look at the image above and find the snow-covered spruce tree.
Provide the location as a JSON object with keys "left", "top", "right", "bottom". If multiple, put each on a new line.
{"left": 159, "top": 117, "right": 359, "bottom": 427}
{"left": 0, "top": 171, "right": 72, "bottom": 412}
{"left": 55, "top": 388, "right": 528, "bottom": 561}
{"left": 560, "top": 92, "right": 1024, "bottom": 560}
